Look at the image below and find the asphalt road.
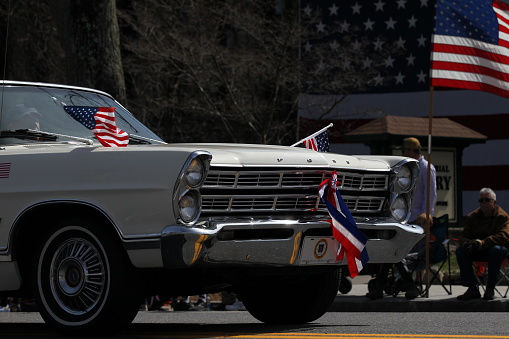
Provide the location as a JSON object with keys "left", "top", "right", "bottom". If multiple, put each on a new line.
{"left": 0, "top": 311, "right": 508, "bottom": 338}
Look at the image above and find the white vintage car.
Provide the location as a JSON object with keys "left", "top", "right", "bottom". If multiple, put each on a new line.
{"left": 0, "top": 81, "right": 423, "bottom": 335}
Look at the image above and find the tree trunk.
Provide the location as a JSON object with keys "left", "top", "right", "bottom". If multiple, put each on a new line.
{"left": 56, "top": 0, "right": 125, "bottom": 102}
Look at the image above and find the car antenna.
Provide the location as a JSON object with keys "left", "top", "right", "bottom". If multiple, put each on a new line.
{"left": 0, "top": 0, "right": 11, "bottom": 125}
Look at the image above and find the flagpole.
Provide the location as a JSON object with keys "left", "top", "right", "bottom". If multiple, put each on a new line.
{"left": 291, "top": 123, "right": 333, "bottom": 147}
{"left": 424, "top": 86, "right": 434, "bottom": 298}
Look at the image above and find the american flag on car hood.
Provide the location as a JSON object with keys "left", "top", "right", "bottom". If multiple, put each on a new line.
{"left": 64, "top": 106, "right": 129, "bottom": 147}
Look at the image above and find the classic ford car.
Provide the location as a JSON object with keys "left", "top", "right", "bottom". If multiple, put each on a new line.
{"left": 0, "top": 81, "right": 423, "bottom": 335}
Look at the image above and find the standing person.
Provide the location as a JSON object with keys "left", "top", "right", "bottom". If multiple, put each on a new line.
{"left": 366, "top": 137, "right": 437, "bottom": 300}
{"left": 402, "top": 137, "right": 437, "bottom": 223}
{"left": 456, "top": 188, "right": 509, "bottom": 301}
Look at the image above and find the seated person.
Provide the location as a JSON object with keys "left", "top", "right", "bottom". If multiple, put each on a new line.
{"left": 456, "top": 188, "right": 509, "bottom": 301}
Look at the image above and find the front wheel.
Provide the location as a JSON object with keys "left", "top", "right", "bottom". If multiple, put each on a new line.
{"left": 33, "top": 219, "right": 142, "bottom": 336}
{"left": 240, "top": 268, "right": 340, "bottom": 324}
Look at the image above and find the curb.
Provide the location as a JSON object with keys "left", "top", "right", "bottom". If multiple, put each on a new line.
{"left": 327, "top": 282, "right": 509, "bottom": 312}
{"left": 328, "top": 295, "right": 509, "bottom": 312}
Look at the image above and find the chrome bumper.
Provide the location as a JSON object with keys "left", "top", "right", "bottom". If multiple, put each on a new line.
{"left": 160, "top": 217, "right": 424, "bottom": 269}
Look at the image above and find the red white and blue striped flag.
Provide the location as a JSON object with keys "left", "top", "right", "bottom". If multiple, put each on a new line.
{"left": 318, "top": 171, "right": 369, "bottom": 277}
{"left": 431, "top": 0, "right": 509, "bottom": 98}
{"left": 64, "top": 106, "right": 129, "bottom": 147}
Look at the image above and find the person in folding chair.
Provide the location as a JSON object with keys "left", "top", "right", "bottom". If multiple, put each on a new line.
{"left": 456, "top": 188, "right": 509, "bottom": 301}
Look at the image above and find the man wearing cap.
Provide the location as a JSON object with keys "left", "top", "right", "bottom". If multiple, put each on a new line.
{"left": 456, "top": 188, "right": 509, "bottom": 300}
{"left": 402, "top": 137, "right": 437, "bottom": 223}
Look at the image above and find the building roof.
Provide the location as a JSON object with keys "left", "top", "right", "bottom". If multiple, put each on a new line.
{"left": 344, "top": 115, "right": 487, "bottom": 145}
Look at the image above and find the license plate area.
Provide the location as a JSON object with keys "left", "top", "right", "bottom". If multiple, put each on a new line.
{"left": 299, "top": 236, "right": 341, "bottom": 265}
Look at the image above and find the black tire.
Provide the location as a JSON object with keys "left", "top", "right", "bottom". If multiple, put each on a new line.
{"left": 240, "top": 268, "right": 340, "bottom": 324}
{"left": 338, "top": 275, "right": 353, "bottom": 294}
{"left": 367, "top": 278, "right": 377, "bottom": 293}
{"left": 33, "top": 219, "right": 142, "bottom": 337}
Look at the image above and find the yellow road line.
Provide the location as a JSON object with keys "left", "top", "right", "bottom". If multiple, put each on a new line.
{"left": 4, "top": 330, "right": 508, "bottom": 338}
{"left": 122, "top": 333, "right": 509, "bottom": 339}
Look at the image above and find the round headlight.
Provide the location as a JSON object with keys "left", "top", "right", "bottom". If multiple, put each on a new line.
{"left": 390, "top": 195, "right": 409, "bottom": 222}
{"left": 179, "top": 191, "right": 201, "bottom": 223}
{"left": 395, "top": 165, "right": 412, "bottom": 193}
{"left": 184, "top": 158, "right": 205, "bottom": 188}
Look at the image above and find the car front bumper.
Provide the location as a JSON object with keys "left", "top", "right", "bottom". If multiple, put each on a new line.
{"left": 160, "top": 217, "right": 424, "bottom": 269}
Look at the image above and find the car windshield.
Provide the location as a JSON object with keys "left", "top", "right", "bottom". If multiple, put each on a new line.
{"left": 0, "top": 84, "right": 164, "bottom": 145}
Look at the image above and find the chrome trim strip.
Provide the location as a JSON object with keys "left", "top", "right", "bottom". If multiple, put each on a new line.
{"left": 1, "top": 81, "right": 111, "bottom": 96}
{"left": 209, "top": 164, "right": 392, "bottom": 171}
{"left": 202, "top": 195, "right": 385, "bottom": 213}
{"left": 172, "top": 151, "right": 212, "bottom": 225}
{"left": 0, "top": 252, "right": 11, "bottom": 261}
{"left": 7, "top": 200, "right": 163, "bottom": 255}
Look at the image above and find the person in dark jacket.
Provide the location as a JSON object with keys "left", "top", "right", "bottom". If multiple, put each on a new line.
{"left": 456, "top": 187, "right": 509, "bottom": 301}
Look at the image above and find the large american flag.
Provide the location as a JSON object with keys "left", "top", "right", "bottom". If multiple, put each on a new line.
{"left": 319, "top": 171, "right": 369, "bottom": 277}
{"left": 431, "top": 0, "right": 509, "bottom": 98}
{"left": 64, "top": 106, "right": 129, "bottom": 147}
{"left": 299, "top": 1, "right": 509, "bottom": 219}
{"left": 300, "top": 0, "right": 434, "bottom": 94}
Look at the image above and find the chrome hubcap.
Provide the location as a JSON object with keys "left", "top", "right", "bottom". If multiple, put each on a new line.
{"left": 50, "top": 238, "right": 106, "bottom": 315}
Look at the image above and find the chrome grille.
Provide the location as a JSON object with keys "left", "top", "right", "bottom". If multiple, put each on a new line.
{"left": 205, "top": 172, "right": 237, "bottom": 186}
{"left": 201, "top": 169, "right": 389, "bottom": 215}
{"left": 336, "top": 173, "right": 388, "bottom": 190}
{"left": 204, "top": 170, "right": 387, "bottom": 191}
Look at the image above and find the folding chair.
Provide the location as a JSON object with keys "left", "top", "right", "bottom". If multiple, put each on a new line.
{"left": 408, "top": 214, "right": 452, "bottom": 296}
{"left": 473, "top": 257, "right": 509, "bottom": 298}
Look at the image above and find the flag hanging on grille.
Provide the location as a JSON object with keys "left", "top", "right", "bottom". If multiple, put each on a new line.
{"left": 64, "top": 106, "right": 129, "bottom": 147}
{"left": 431, "top": 0, "right": 509, "bottom": 98}
{"left": 303, "top": 130, "right": 330, "bottom": 152}
{"left": 318, "top": 171, "right": 369, "bottom": 277}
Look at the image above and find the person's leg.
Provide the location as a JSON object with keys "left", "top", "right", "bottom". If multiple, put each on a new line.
{"left": 221, "top": 291, "right": 237, "bottom": 305}
{"left": 483, "top": 245, "right": 508, "bottom": 300}
{"left": 486, "top": 246, "right": 508, "bottom": 286}
{"left": 456, "top": 246, "right": 477, "bottom": 286}
{"left": 396, "top": 262, "right": 419, "bottom": 299}
{"left": 191, "top": 294, "right": 209, "bottom": 310}
{"left": 174, "top": 296, "right": 191, "bottom": 310}
{"left": 197, "top": 294, "right": 207, "bottom": 304}
{"left": 456, "top": 246, "right": 481, "bottom": 300}
{"left": 366, "top": 263, "right": 390, "bottom": 299}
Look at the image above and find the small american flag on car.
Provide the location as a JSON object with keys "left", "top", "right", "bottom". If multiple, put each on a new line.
{"left": 303, "top": 130, "right": 330, "bottom": 153}
{"left": 64, "top": 106, "right": 129, "bottom": 147}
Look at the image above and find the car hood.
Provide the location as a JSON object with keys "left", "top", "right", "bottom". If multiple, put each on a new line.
{"left": 166, "top": 143, "right": 404, "bottom": 171}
